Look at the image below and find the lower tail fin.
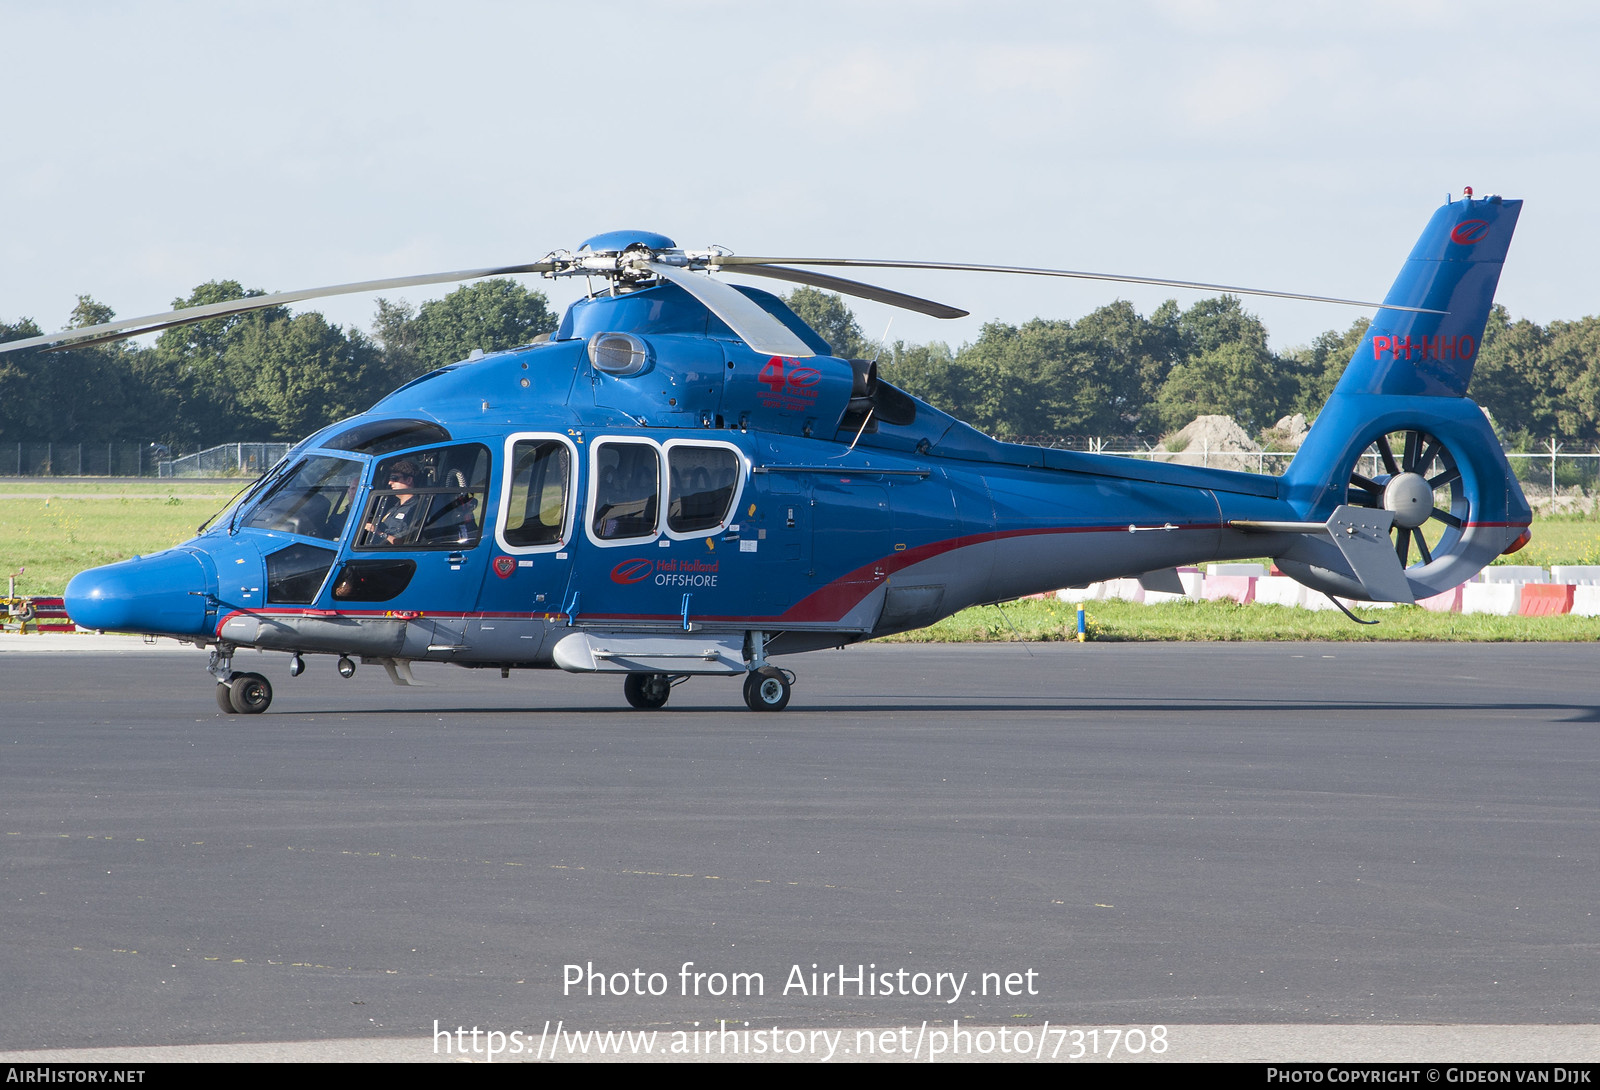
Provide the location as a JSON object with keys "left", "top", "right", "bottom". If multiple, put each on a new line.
{"left": 1276, "top": 194, "right": 1531, "bottom": 601}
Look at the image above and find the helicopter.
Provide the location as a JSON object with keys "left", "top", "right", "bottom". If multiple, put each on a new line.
{"left": 6, "top": 192, "right": 1529, "bottom": 713}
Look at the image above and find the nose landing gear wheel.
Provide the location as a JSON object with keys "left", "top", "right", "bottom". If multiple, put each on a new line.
{"left": 227, "top": 672, "right": 273, "bottom": 714}
{"left": 623, "top": 672, "right": 672, "bottom": 710}
{"left": 743, "top": 666, "right": 792, "bottom": 712}
{"left": 1347, "top": 428, "right": 1467, "bottom": 569}
{"left": 216, "top": 682, "right": 238, "bottom": 714}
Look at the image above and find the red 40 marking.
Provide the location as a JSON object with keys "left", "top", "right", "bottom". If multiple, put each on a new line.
{"left": 758, "top": 357, "right": 822, "bottom": 396}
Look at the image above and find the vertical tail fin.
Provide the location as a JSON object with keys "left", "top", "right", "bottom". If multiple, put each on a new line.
{"left": 1335, "top": 193, "right": 1521, "bottom": 399}
{"left": 1276, "top": 194, "right": 1530, "bottom": 601}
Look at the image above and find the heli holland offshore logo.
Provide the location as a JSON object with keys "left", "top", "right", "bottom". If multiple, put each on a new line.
{"left": 609, "top": 557, "right": 721, "bottom": 587}
{"left": 610, "top": 558, "right": 654, "bottom": 585}
{"left": 1450, "top": 219, "right": 1490, "bottom": 245}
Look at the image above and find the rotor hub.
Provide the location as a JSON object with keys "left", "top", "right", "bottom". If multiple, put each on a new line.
{"left": 1383, "top": 471, "right": 1435, "bottom": 530}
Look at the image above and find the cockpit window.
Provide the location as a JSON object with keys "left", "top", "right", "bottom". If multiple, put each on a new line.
{"left": 356, "top": 444, "right": 490, "bottom": 550}
{"left": 241, "top": 456, "right": 363, "bottom": 540}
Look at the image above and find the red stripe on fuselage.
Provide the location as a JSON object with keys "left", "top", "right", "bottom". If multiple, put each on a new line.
{"left": 778, "top": 523, "right": 1218, "bottom": 622}
{"left": 216, "top": 517, "right": 1517, "bottom": 634}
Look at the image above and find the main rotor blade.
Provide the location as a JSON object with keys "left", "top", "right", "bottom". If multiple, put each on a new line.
{"left": 716, "top": 256, "right": 1444, "bottom": 314}
{"left": 715, "top": 263, "right": 968, "bottom": 320}
{"left": 0, "top": 262, "right": 557, "bottom": 354}
{"left": 641, "top": 261, "right": 815, "bottom": 357}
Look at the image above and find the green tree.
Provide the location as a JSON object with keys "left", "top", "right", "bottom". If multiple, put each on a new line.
{"left": 146, "top": 281, "right": 282, "bottom": 443}
{"left": 371, "top": 298, "right": 420, "bottom": 382}
{"left": 0, "top": 303, "right": 160, "bottom": 443}
{"left": 229, "top": 313, "right": 386, "bottom": 441}
{"left": 70, "top": 295, "right": 116, "bottom": 329}
{"left": 879, "top": 339, "right": 963, "bottom": 412}
{"left": 1470, "top": 304, "right": 1548, "bottom": 444}
{"left": 1175, "top": 295, "right": 1271, "bottom": 356}
{"left": 1285, "top": 317, "right": 1370, "bottom": 418}
{"left": 1064, "top": 299, "right": 1182, "bottom": 431}
{"left": 377, "top": 279, "right": 557, "bottom": 382}
{"left": 783, "top": 287, "right": 873, "bottom": 359}
{"left": 1536, "top": 316, "right": 1600, "bottom": 443}
{"left": 1154, "top": 340, "right": 1289, "bottom": 433}
{"left": 143, "top": 281, "right": 394, "bottom": 445}
{"left": 0, "top": 317, "right": 46, "bottom": 442}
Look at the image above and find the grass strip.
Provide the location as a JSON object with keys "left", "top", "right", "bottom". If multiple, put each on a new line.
{"left": 879, "top": 597, "right": 1600, "bottom": 643}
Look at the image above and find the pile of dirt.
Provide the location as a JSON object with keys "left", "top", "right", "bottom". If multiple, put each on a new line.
{"left": 1156, "top": 415, "right": 1263, "bottom": 472}
{"left": 1265, "top": 413, "right": 1311, "bottom": 450}
{"left": 1520, "top": 483, "right": 1598, "bottom": 517}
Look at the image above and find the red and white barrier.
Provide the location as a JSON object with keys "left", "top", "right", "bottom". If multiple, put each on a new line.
{"left": 1050, "top": 566, "right": 1596, "bottom": 618}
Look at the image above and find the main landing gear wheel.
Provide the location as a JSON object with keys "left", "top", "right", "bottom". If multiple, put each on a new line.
{"left": 227, "top": 672, "right": 273, "bottom": 715}
{"left": 743, "top": 666, "right": 792, "bottom": 712}
{"left": 1347, "top": 428, "right": 1467, "bottom": 569}
{"left": 623, "top": 672, "right": 672, "bottom": 710}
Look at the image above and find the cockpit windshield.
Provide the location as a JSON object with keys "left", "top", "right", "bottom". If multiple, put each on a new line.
{"left": 241, "top": 455, "right": 363, "bottom": 541}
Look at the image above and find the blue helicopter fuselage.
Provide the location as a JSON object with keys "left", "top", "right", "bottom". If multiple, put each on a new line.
{"left": 63, "top": 196, "right": 1533, "bottom": 707}
{"left": 66, "top": 280, "right": 1297, "bottom": 660}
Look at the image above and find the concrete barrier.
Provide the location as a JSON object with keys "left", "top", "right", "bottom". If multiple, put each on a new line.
{"left": 1043, "top": 574, "right": 1594, "bottom": 621}
{"left": 1207, "top": 563, "right": 1268, "bottom": 577}
{"left": 1055, "top": 585, "right": 1103, "bottom": 604}
{"left": 1203, "top": 575, "right": 1256, "bottom": 605}
{"left": 1101, "top": 578, "right": 1146, "bottom": 603}
{"left": 1520, "top": 584, "right": 1575, "bottom": 616}
{"left": 1573, "top": 586, "right": 1600, "bottom": 617}
{"left": 1417, "top": 585, "right": 1464, "bottom": 613}
{"left": 1461, "top": 582, "right": 1521, "bottom": 615}
{"left": 1550, "top": 566, "right": 1600, "bottom": 586}
{"left": 1253, "top": 576, "right": 1307, "bottom": 608}
{"left": 1482, "top": 566, "right": 1547, "bottom": 585}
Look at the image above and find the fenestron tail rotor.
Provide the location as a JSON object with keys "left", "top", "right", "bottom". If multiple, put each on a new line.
{"left": 1346, "top": 428, "right": 1468, "bottom": 569}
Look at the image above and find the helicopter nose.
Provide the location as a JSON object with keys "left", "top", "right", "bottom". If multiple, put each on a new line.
{"left": 65, "top": 549, "right": 213, "bottom": 637}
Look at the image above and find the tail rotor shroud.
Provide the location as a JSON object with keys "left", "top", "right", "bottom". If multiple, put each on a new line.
{"left": 1345, "top": 428, "right": 1468, "bottom": 572}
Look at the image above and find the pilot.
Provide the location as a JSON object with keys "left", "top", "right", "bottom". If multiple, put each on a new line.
{"left": 364, "top": 459, "right": 424, "bottom": 546}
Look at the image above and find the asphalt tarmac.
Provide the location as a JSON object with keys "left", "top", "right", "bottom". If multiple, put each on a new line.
{"left": 1, "top": 639, "right": 1597, "bottom": 1062}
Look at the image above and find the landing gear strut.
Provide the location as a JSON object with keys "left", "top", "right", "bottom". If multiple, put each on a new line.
{"left": 741, "top": 630, "right": 794, "bottom": 711}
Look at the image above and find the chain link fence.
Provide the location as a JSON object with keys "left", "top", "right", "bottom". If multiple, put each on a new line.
{"left": 1007, "top": 433, "right": 1600, "bottom": 492}
{"left": 2, "top": 442, "right": 155, "bottom": 476}
{"left": 1, "top": 441, "right": 290, "bottom": 478}
{"left": 158, "top": 442, "right": 288, "bottom": 478}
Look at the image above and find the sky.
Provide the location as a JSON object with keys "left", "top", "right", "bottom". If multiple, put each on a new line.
{"left": 3, "top": 1, "right": 1598, "bottom": 355}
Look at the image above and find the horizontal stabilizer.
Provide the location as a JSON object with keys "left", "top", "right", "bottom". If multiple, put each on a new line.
{"left": 1229, "top": 505, "right": 1417, "bottom": 603}
{"left": 1325, "top": 507, "right": 1415, "bottom": 604}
